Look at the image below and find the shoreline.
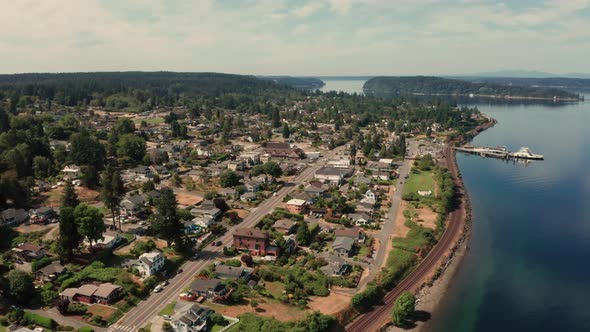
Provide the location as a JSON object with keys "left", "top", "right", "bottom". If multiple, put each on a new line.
{"left": 344, "top": 116, "right": 496, "bottom": 332}
{"left": 387, "top": 117, "right": 495, "bottom": 332}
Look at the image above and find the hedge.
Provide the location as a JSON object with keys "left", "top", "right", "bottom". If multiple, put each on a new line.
{"left": 78, "top": 327, "right": 95, "bottom": 332}
{"left": 24, "top": 311, "right": 57, "bottom": 329}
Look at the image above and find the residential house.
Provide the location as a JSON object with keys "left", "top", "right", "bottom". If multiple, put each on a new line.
{"left": 304, "top": 184, "right": 328, "bottom": 197}
{"left": 347, "top": 213, "right": 372, "bottom": 226}
{"left": 240, "top": 192, "right": 257, "bottom": 202}
{"left": 84, "top": 231, "right": 123, "bottom": 249}
{"left": 233, "top": 228, "right": 278, "bottom": 256}
{"left": 0, "top": 208, "right": 29, "bottom": 227}
{"left": 13, "top": 243, "right": 46, "bottom": 261}
{"left": 263, "top": 142, "right": 304, "bottom": 159}
{"left": 121, "top": 194, "right": 147, "bottom": 216}
{"left": 215, "top": 265, "right": 249, "bottom": 281}
{"left": 243, "top": 180, "right": 260, "bottom": 193}
{"left": 227, "top": 160, "right": 246, "bottom": 171}
{"left": 125, "top": 166, "right": 153, "bottom": 180}
{"left": 353, "top": 175, "right": 371, "bottom": 186}
{"left": 60, "top": 282, "right": 122, "bottom": 305}
{"left": 35, "top": 262, "right": 67, "bottom": 281}
{"left": 285, "top": 198, "right": 307, "bottom": 214}
{"left": 137, "top": 251, "right": 166, "bottom": 277}
{"left": 320, "top": 255, "right": 352, "bottom": 276}
{"left": 334, "top": 227, "right": 366, "bottom": 243}
{"left": 237, "top": 151, "right": 261, "bottom": 166}
{"left": 219, "top": 187, "right": 238, "bottom": 199}
{"left": 327, "top": 158, "right": 351, "bottom": 168}
{"left": 283, "top": 234, "right": 297, "bottom": 254}
{"left": 62, "top": 165, "right": 81, "bottom": 179}
{"left": 272, "top": 219, "right": 297, "bottom": 234}
{"left": 360, "top": 190, "right": 377, "bottom": 205}
{"left": 333, "top": 237, "right": 355, "bottom": 257}
{"left": 171, "top": 304, "right": 213, "bottom": 332}
{"left": 189, "top": 279, "right": 226, "bottom": 300}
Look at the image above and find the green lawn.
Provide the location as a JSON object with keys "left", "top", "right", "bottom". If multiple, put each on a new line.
{"left": 264, "top": 281, "right": 285, "bottom": 299}
{"left": 402, "top": 170, "right": 435, "bottom": 197}
{"left": 135, "top": 117, "right": 164, "bottom": 125}
{"left": 159, "top": 301, "right": 176, "bottom": 316}
{"left": 357, "top": 245, "right": 371, "bottom": 258}
{"left": 211, "top": 324, "right": 225, "bottom": 332}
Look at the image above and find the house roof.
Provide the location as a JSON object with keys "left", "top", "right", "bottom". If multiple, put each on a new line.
{"left": 77, "top": 284, "right": 99, "bottom": 297}
{"left": 215, "top": 265, "right": 245, "bottom": 278}
{"left": 17, "top": 243, "right": 44, "bottom": 253}
{"left": 334, "top": 227, "right": 363, "bottom": 238}
{"left": 272, "top": 219, "right": 296, "bottom": 231}
{"left": 234, "top": 228, "right": 269, "bottom": 239}
{"left": 190, "top": 279, "right": 224, "bottom": 293}
{"left": 94, "top": 283, "right": 122, "bottom": 298}
{"left": 333, "top": 237, "right": 354, "bottom": 251}
{"left": 286, "top": 198, "right": 306, "bottom": 206}
{"left": 37, "top": 261, "right": 66, "bottom": 275}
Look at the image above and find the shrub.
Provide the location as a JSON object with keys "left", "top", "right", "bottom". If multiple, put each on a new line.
{"left": 223, "top": 259, "right": 242, "bottom": 267}
{"left": 23, "top": 312, "right": 56, "bottom": 329}
{"left": 32, "top": 257, "right": 54, "bottom": 271}
{"left": 78, "top": 327, "right": 95, "bottom": 332}
{"left": 209, "top": 313, "right": 229, "bottom": 326}
{"left": 67, "top": 303, "right": 88, "bottom": 315}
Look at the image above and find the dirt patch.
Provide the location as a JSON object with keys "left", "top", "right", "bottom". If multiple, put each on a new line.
{"left": 175, "top": 191, "right": 203, "bottom": 207}
{"left": 308, "top": 292, "right": 352, "bottom": 315}
{"left": 231, "top": 209, "right": 250, "bottom": 219}
{"left": 213, "top": 299, "right": 306, "bottom": 321}
{"left": 412, "top": 206, "right": 437, "bottom": 230}
{"left": 41, "top": 186, "right": 100, "bottom": 207}
{"left": 87, "top": 304, "right": 117, "bottom": 319}
{"left": 393, "top": 201, "right": 411, "bottom": 238}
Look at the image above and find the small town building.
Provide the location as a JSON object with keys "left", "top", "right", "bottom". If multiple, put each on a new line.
{"left": 171, "top": 304, "right": 213, "bottom": 332}
{"left": 232, "top": 228, "right": 278, "bottom": 256}
{"left": 35, "top": 262, "right": 67, "bottom": 281}
{"left": 189, "top": 279, "right": 227, "bottom": 300}
{"left": 272, "top": 219, "right": 297, "bottom": 234}
{"left": 333, "top": 237, "right": 355, "bottom": 257}
{"left": 12, "top": 243, "right": 46, "bottom": 261}
{"left": 285, "top": 198, "right": 307, "bottom": 214}
{"left": 137, "top": 250, "right": 166, "bottom": 277}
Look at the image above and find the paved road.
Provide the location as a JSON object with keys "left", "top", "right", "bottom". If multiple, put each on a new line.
{"left": 358, "top": 140, "right": 419, "bottom": 290}
{"left": 109, "top": 146, "right": 345, "bottom": 332}
{"left": 346, "top": 143, "right": 468, "bottom": 332}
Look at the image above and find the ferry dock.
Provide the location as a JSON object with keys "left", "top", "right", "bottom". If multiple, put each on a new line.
{"left": 455, "top": 145, "right": 544, "bottom": 160}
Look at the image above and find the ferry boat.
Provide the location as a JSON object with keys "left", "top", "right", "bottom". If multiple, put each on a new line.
{"left": 511, "top": 147, "right": 544, "bottom": 160}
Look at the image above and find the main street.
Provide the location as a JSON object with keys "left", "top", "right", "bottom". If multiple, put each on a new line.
{"left": 109, "top": 146, "right": 345, "bottom": 332}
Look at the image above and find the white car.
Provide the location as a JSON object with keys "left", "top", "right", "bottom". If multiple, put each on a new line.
{"left": 163, "top": 315, "right": 172, "bottom": 321}
{"left": 153, "top": 285, "right": 163, "bottom": 293}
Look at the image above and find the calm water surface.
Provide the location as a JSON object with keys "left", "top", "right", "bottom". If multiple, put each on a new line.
{"left": 433, "top": 99, "right": 590, "bottom": 332}
{"left": 318, "top": 77, "right": 367, "bottom": 94}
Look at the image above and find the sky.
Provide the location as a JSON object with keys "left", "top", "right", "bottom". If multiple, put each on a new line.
{"left": 1, "top": 0, "right": 590, "bottom": 76}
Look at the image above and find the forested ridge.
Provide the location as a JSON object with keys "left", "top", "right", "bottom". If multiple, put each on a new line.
{"left": 363, "top": 76, "right": 580, "bottom": 99}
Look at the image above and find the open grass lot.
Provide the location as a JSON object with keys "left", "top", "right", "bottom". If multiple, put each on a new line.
{"left": 159, "top": 301, "right": 176, "bottom": 316}
{"left": 402, "top": 170, "right": 435, "bottom": 197}
{"left": 264, "top": 281, "right": 285, "bottom": 299}
{"left": 88, "top": 304, "right": 117, "bottom": 320}
{"left": 135, "top": 117, "right": 164, "bottom": 125}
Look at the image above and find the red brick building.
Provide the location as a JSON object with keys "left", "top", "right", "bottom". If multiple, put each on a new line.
{"left": 233, "top": 228, "right": 278, "bottom": 256}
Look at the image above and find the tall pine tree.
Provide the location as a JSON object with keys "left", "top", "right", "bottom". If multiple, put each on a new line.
{"left": 61, "top": 181, "right": 79, "bottom": 208}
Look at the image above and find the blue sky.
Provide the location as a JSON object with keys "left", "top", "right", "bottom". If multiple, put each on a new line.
{"left": 1, "top": 0, "right": 589, "bottom": 75}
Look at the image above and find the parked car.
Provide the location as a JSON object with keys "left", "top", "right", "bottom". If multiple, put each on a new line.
{"left": 177, "top": 268, "right": 183, "bottom": 274}
{"left": 160, "top": 280, "right": 169, "bottom": 287}
{"left": 215, "top": 241, "right": 222, "bottom": 246}
{"left": 163, "top": 315, "right": 171, "bottom": 321}
{"left": 153, "top": 285, "right": 163, "bottom": 293}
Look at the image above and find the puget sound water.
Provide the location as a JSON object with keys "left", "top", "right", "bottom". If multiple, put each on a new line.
{"left": 320, "top": 78, "right": 590, "bottom": 331}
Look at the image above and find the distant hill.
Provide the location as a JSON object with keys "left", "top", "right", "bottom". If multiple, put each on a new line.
{"left": 454, "top": 76, "right": 590, "bottom": 92}
{"left": 363, "top": 76, "right": 581, "bottom": 100}
{"left": 259, "top": 76, "right": 324, "bottom": 89}
{"left": 459, "top": 70, "right": 590, "bottom": 79}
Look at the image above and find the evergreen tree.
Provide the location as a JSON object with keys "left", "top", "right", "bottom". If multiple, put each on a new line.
{"left": 57, "top": 207, "right": 81, "bottom": 262}
{"left": 296, "top": 222, "right": 311, "bottom": 246}
{"left": 151, "top": 187, "right": 183, "bottom": 247}
{"left": 61, "top": 181, "right": 79, "bottom": 208}
{"left": 101, "top": 165, "right": 125, "bottom": 230}
{"left": 271, "top": 108, "right": 281, "bottom": 128}
{"left": 282, "top": 122, "right": 290, "bottom": 138}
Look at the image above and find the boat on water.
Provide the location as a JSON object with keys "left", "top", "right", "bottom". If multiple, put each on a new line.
{"left": 511, "top": 147, "right": 544, "bottom": 160}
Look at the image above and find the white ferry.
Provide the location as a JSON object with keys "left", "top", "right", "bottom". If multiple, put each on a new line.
{"left": 511, "top": 147, "right": 544, "bottom": 160}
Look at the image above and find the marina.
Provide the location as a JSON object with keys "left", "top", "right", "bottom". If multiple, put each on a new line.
{"left": 455, "top": 145, "right": 544, "bottom": 160}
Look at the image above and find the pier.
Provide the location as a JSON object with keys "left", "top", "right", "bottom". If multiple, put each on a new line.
{"left": 455, "top": 145, "right": 544, "bottom": 160}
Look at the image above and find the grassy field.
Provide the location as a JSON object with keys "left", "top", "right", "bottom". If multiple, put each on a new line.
{"left": 264, "top": 281, "right": 286, "bottom": 299}
{"left": 135, "top": 117, "right": 164, "bottom": 125}
{"left": 402, "top": 170, "right": 435, "bottom": 197}
{"left": 159, "top": 301, "right": 176, "bottom": 316}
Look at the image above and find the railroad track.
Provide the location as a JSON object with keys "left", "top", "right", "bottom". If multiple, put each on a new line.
{"left": 346, "top": 145, "right": 466, "bottom": 332}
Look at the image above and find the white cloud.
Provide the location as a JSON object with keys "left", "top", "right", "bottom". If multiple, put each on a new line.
{"left": 293, "top": 2, "right": 324, "bottom": 17}
{"left": 328, "top": 0, "right": 352, "bottom": 15}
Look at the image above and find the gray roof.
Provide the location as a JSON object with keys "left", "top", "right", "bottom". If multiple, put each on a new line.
{"left": 333, "top": 236, "right": 354, "bottom": 251}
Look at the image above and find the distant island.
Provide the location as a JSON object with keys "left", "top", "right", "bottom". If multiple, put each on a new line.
{"left": 259, "top": 76, "right": 325, "bottom": 89}
{"left": 453, "top": 76, "right": 590, "bottom": 93}
{"left": 363, "top": 76, "right": 582, "bottom": 100}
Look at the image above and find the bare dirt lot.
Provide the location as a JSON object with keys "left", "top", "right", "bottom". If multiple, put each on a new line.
{"left": 40, "top": 186, "right": 101, "bottom": 208}
{"left": 174, "top": 190, "right": 204, "bottom": 207}
{"left": 308, "top": 291, "right": 352, "bottom": 315}
{"left": 211, "top": 299, "right": 307, "bottom": 321}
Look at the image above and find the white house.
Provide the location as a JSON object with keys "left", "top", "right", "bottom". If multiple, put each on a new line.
{"left": 137, "top": 250, "right": 166, "bottom": 277}
{"left": 62, "top": 165, "right": 81, "bottom": 179}
{"left": 360, "top": 190, "right": 377, "bottom": 205}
